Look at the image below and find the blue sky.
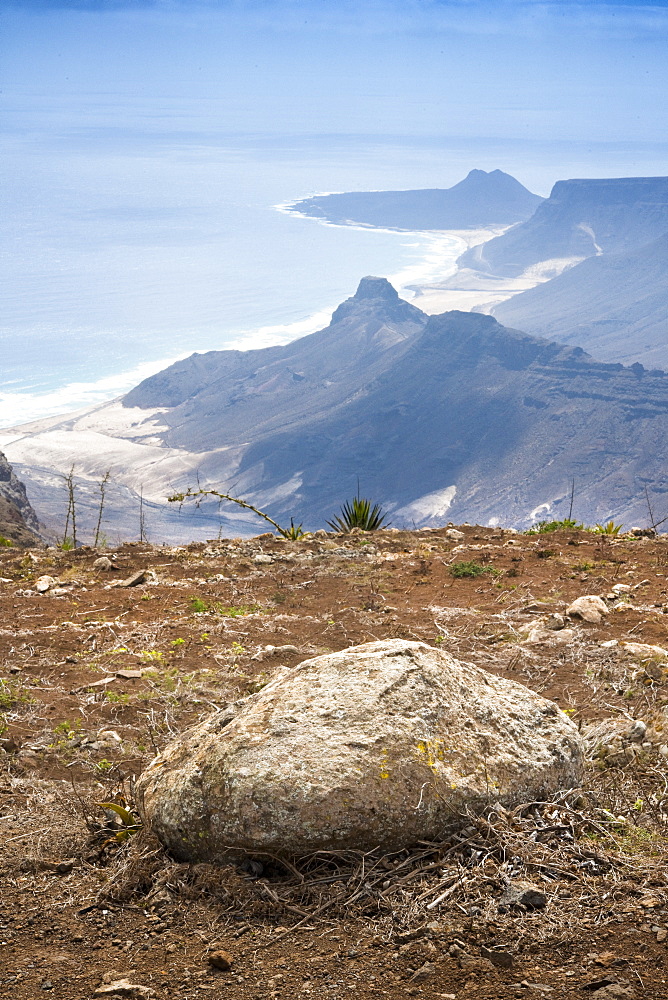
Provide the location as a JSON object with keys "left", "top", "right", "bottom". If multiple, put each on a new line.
{"left": 2, "top": 1, "right": 667, "bottom": 142}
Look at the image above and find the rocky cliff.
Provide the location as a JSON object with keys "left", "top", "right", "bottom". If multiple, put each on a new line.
{"left": 0, "top": 452, "right": 42, "bottom": 546}
{"left": 461, "top": 176, "right": 668, "bottom": 277}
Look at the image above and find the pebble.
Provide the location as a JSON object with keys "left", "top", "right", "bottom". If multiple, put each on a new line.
{"left": 208, "top": 949, "right": 234, "bottom": 971}
{"left": 410, "top": 961, "right": 436, "bottom": 983}
{"left": 94, "top": 981, "right": 155, "bottom": 998}
{"left": 498, "top": 884, "right": 547, "bottom": 912}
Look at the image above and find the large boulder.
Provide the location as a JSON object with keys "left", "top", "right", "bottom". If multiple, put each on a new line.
{"left": 136, "top": 640, "right": 583, "bottom": 859}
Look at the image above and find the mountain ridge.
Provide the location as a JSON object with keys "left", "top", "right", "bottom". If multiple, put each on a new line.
{"left": 289, "top": 169, "right": 543, "bottom": 231}
{"left": 6, "top": 278, "right": 668, "bottom": 539}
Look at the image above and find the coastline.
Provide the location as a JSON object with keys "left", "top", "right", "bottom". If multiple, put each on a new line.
{"left": 4, "top": 207, "right": 532, "bottom": 432}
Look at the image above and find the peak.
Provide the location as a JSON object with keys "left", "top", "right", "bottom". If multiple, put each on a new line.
{"left": 330, "top": 278, "right": 425, "bottom": 327}
{"left": 353, "top": 276, "right": 400, "bottom": 302}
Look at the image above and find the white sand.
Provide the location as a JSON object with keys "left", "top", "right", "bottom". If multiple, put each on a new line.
{"left": 410, "top": 254, "right": 585, "bottom": 316}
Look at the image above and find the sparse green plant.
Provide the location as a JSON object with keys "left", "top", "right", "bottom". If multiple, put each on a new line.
{"left": 527, "top": 518, "right": 584, "bottom": 534}
{"left": 214, "top": 603, "right": 261, "bottom": 617}
{"left": 97, "top": 800, "right": 142, "bottom": 841}
{"left": 327, "top": 493, "right": 390, "bottom": 533}
{"left": 573, "top": 561, "right": 595, "bottom": 572}
{"left": 105, "top": 691, "right": 130, "bottom": 705}
{"left": 449, "top": 560, "right": 492, "bottom": 579}
{"left": 535, "top": 548, "right": 556, "bottom": 559}
{"left": 594, "top": 520, "right": 623, "bottom": 535}
{"left": 0, "top": 535, "right": 13, "bottom": 547}
{"left": 139, "top": 649, "right": 165, "bottom": 663}
{"left": 0, "top": 679, "right": 34, "bottom": 710}
{"left": 189, "top": 596, "right": 209, "bottom": 613}
{"left": 168, "top": 487, "right": 305, "bottom": 538}
{"left": 53, "top": 719, "right": 80, "bottom": 736}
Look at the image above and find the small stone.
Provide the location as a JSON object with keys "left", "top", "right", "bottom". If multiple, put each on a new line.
{"left": 409, "top": 962, "right": 436, "bottom": 983}
{"left": 116, "top": 569, "right": 147, "bottom": 588}
{"left": 35, "top": 575, "right": 57, "bottom": 593}
{"left": 498, "top": 883, "right": 547, "bottom": 911}
{"left": 93, "top": 556, "right": 114, "bottom": 571}
{"left": 208, "top": 949, "right": 234, "bottom": 971}
{"left": 445, "top": 528, "right": 465, "bottom": 541}
{"left": 656, "top": 928, "right": 667, "bottom": 943}
{"left": 94, "top": 981, "right": 155, "bottom": 998}
{"left": 627, "top": 720, "right": 647, "bottom": 742}
{"left": 566, "top": 595, "right": 609, "bottom": 624}
{"left": 251, "top": 644, "right": 301, "bottom": 662}
{"left": 52, "top": 858, "right": 76, "bottom": 874}
{"left": 481, "top": 945, "right": 514, "bottom": 968}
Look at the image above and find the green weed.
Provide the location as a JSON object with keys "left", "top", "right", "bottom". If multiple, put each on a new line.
{"left": 527, "top": 518, "right": 583, "bottom": 534}
{"left": 449, "top": 560, "right": 493, "bottom": 579}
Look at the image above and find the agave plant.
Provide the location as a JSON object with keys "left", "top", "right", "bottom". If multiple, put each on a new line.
{"left": 327, "top": 494, "right": 390, "bottom": 532}
{"left": 593, "top": 520, "right": 623, "bottom": 535}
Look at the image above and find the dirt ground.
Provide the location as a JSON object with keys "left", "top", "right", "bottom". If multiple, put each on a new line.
{"left": 2, "top": 523, "right": 668, "bottom": 999}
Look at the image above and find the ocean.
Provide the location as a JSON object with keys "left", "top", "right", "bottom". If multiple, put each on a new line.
{"left": 3, "top": 98, "right": 667, "bottom": 430}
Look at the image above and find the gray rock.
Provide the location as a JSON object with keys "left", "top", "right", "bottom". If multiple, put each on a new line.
{"left": 114, "top": 569, "right": 146, "bottom": 588}
{"left": 480, "top": 945, "right": 514, "bottom": 968}
{"left": 93, "top": 556, "right": 114, "bottom": 571}
{"left": 566, "top": 595, "right": 609, "bottom": 624}
{"left": 94, "top": 981, "right": 155, "bottom": 998}
{"left": 409, "top": 961, "right": 436, "bottom": 983}
{"left": 35, "top": 575, "right": 56, "bottom": 593}
{"left": 498, "top": 883, "right": 547, "bottom": 911}
{"left": 137, "top": 639, "right": 584, "bottom": 860}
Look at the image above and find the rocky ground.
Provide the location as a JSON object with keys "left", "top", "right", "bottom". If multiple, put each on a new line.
{"left": 2, "top": 523, "right": 668, "bottom": 999}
